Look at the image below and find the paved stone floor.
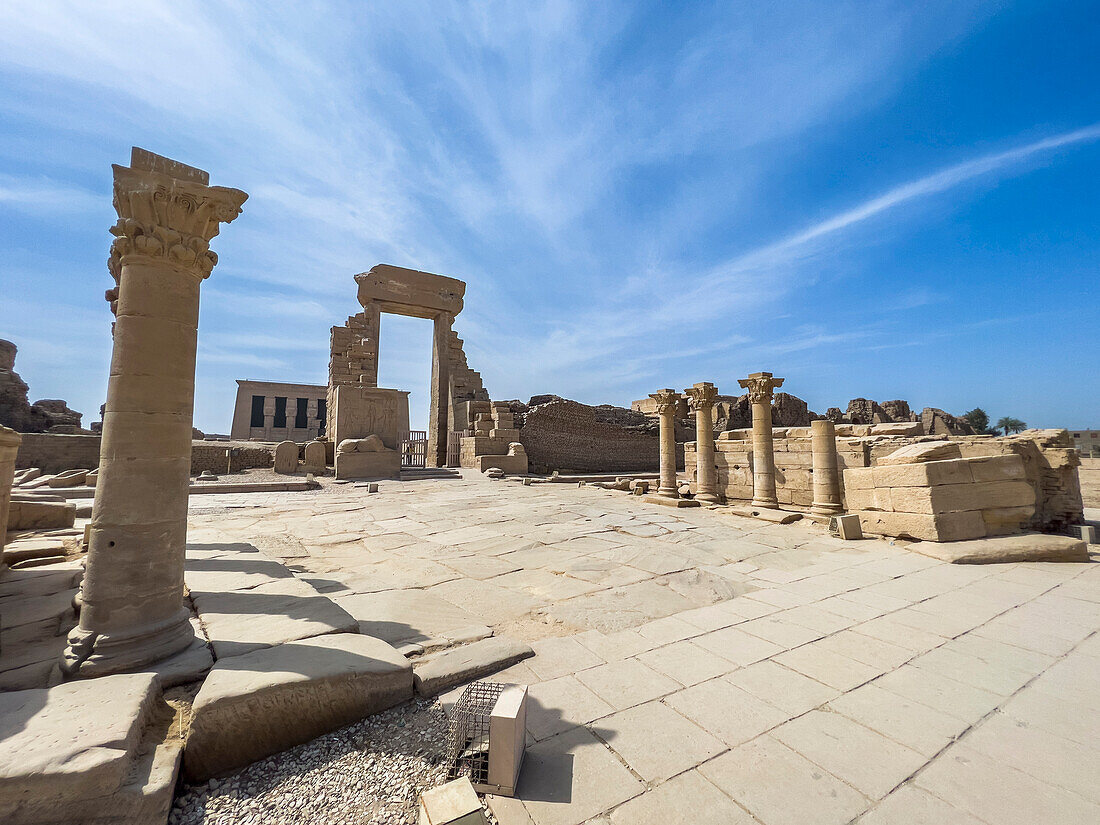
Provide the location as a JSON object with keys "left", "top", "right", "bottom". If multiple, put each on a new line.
{"left": 188, "top": 477, "right": 1100, "bottom": 825}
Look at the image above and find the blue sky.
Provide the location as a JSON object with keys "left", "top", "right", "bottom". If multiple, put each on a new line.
{"left": 0, "top": 1, "right": 1097, "bottom": 433}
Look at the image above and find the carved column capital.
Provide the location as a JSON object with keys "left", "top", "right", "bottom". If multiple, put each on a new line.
{"left": 684, "top": 381, "right": 718, "bottom": 411}
{"left": 649, "top": 388, "right": 681, "bottom": 416}
{"left": 106, "top": 149, "right": 248, "bottom": 292}
{"left": 737, "top": 371, "right": 784, "bottom": 404}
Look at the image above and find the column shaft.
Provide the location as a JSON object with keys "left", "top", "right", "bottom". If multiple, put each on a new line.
{"left": 750, "top": 400, "right": 778, "bottom": 508}
{"left": 658, "top": 408, "right": 678, "bottom": 497}
{"left": 810, "top": 418, "right": 843, "bottom": 515}
{"left": 685, "top": 382, "right": 719, "bottom": 503}
{"left": 427, "top": 313, "right": 452, "bottom": 468}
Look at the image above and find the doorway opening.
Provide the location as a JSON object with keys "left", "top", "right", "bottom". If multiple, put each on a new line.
{"left": 377, "top": 313, "right": 433, "bottom": 469}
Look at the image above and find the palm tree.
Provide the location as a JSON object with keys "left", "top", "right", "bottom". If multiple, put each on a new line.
{"left": 995, "top": 416, "right": 1027, "bottom": 436}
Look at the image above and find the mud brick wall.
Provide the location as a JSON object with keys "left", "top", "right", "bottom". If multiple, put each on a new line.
{"left": 518, "top": 399, "right": 671, "bottom": 473}
{"left": 190, "top": 441, "right": 275, "bottom": 475}
{"left": 15, "top": 433, "right": 101, "bottom": 473}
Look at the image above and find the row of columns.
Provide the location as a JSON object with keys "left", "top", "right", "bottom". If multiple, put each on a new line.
{"left": 650, "top": 372, "right": 843, "bottom": 514}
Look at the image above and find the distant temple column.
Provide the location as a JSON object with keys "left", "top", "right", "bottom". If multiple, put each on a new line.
{"left": 738, "top": 371, "right": 784, "bottom": 509}
{"left": 62, "top": 148, "right": 246, "bottom": 678}
{"left": 427, "top": 312, "right": 453, "bottom": 468}
{"left": 685, "top": 382, "right": 719, "bottom": 504}
{"left": 810, "top": 418, "right": 843, "bottom": 516}
{"left": 651, "top": 388, "right": 681, "bottom": 498}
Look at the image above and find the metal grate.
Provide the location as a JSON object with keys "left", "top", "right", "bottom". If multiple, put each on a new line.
{"left": 446, "top": 430, "right": 463, "bottom": 468}
{"left": 444, "top": 681, "right": 506, "bottom": 786}
{"left": 400, "top": 430, "right": 428, "bottom": 468}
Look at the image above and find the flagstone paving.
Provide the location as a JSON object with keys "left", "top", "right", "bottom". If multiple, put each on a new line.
{"left": 188, "top": 477, "right": 1100, "bottom": 825}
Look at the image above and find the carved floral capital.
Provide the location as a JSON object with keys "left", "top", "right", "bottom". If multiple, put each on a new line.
{"left": 684, "top": 382, "right": 719, "bottom": 410}
{"left": 106, "top": 164, "right": 248, "bottom": 290}
{"left": 649, "top": 388, "right": 681, "bottom": 416}
{"left": 737, "top": 372, "right": 784, "bottom": 405}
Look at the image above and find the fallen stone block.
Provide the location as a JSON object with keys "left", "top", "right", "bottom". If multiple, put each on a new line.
{"left": 858, "top": 510, "right": 985, "bottom": 542}
{"left": 418, "top": 777, "right": 486, "bottom": 825}
{"left": 183, "top": 634, "right": 412, "bottom": 780}
{"left": 911, "top": 533, "right": 1089, "bottom": 564}
{"left": 725, "top": 505, "right": 802, "bottom": 524}
{"left": 831, "top": 514, "right": 863, "bottom": 540}
{"left": 6, "top": 498, "right": 76, "bottom": 530}
{"left": 643, "top": 494, "right": 701, "bottom": 508}
{"left": 413, "top": 637, "right": 534, "bottom": 697}
{"left": 46, "top": 469, "right": 88, "bottom": 488}
{"left": 0, "top": 673, "right": 160, "bottom": 822}
{"left": 11, "top": 468, "right": 40, "bottom": 486}
{"left": 878, "top": 441, "right": 962, "bottom": 465}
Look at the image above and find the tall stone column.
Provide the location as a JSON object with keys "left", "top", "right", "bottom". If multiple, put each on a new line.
{"left": 62, "top": 148, "right": 246, "bottom": 678}
{"left": 737, "top": 371, "right": 784, "bottom": 509}
{"left": 684, "top": 382, "right": 719, "bottom": 504}
{"left": 0, "top": 425, "right": 21, "bottom": 574}
{"left": 810, "top": 418, "right": 843, "bottom": 515}
{"left": 650, "top": 389, "right": 681, "bottom": 498}
{"left": 427, "top": 312, "right": 453, "bottom": 468}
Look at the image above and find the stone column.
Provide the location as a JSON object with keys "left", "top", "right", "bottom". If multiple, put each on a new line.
{"left": 62, "top": 148, "right": 246, "bottom": 678}
{"left": 427, "top": 312, "right": 453, "bottom": 468}
{"left": 684, "top": 382, "right": 719, "bottom": 503}
{"left": 737, "top": 371, "right": 784, "bottom": 509}
{"left": 810, "top": 418, "right": 843, "bottom": 516}
{"left": 0, "top": 425, "right": 21, "bottom": 574}
{"left": 650, "top": 389, "right": 681, "bottom": 498}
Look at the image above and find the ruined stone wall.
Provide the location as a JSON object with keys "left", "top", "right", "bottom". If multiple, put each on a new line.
{"left": 15, "top": 433, "right": 101, "bottom": 473}
{"left": 0, "top": 340, "right": 84, "bottom": 433}
{"left": 16, "top": 433, "right": 276, "bottom": 475}
{"left": 518, "top": 399, "right": 674, "bottom": 473}
{"left": 688, "top": 427, "right": 867, "bottom": 507}
{"left": 190, "top": 441, "right": 275, "bottom": 475}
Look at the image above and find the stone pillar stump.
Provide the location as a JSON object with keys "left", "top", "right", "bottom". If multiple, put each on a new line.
{"left": 738, "top": 371, "right": 784, "bottom": 509}
{"left": 684, "top": 382, "right": 719, "bottom": 504}
{"left": 62, "top": 148, "right": 246, "bottom": 678}
{"left": 810, "top": 418, "right": 843, "bottom": 515}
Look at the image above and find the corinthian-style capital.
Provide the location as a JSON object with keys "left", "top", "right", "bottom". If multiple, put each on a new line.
{"left": 649, "top": 388, "right": 681, "bottom": 416}
{"left": 737, "top": 371, "right": 784, "bottom": 404}
{"left": 684, "top": 381, "right": 718, "bottom": 410}
{"left": 107, "top": 147, "right": 248, "bottom": 285}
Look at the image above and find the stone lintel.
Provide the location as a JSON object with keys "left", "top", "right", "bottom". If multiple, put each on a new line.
{"left": 130, "top": 147, "right": 209, "bottom": 185}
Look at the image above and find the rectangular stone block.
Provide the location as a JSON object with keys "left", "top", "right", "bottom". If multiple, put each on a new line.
{"left": 966, "top": 455, "right": 1026, "bottom": 483}
{"left": 833, "top": 514, "right": 863, "bottom": 540}
{"left": 980, "top": 506, "right": 1035, "bottom": 536}
{"left": 857, "top": 510, "right": 986, "bottom": 542}
{"left": 335, "top": 450, "right": 401, "bottom": 480}
{"left": 843, "top": 467, "right": 875, "bottom": 490}
{"left": 871, "top": 459, "right": 973, "bottom": 488}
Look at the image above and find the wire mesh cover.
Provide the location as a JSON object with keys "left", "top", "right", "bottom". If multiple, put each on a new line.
{"left": 445, "top": 681, "right": 506, "bottom": 786}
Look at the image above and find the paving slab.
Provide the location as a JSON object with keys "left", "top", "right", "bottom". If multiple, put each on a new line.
{"left": 606, "top": 769, "right": 756, "bottom": 825}
{"left": 574, "top": 658, "right": 680, "bottom": 710}
{"left": 333, "top": 588, "right": 492, "bottom": 651}
{"left": 596, "top": 700, "right": 726, "bottom": 782}
{"left": 190, "top": 575, "right": 359, "bottom": 659}
{"left": 413, "top": 636, "right": 534, "bottom": 696}
{"left": 184, "top": 633, "right": 412, "bottom": 780}
{"left": 665, "top": 679, "right": 791, "bottom": 747}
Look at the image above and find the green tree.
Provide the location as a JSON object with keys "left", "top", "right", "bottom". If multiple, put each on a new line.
{"left": 964, "top": 408, "right": 991, "bottom": 433}
{"left": 995, "top": 416, "right": 1027, "bottom": 436}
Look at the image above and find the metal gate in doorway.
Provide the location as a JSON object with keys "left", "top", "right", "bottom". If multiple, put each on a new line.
{"left": 400, "top": 430, "right": 427, "bottom": 468}
{"left": 446, "top": 431, "right": 463, "bottom": 468}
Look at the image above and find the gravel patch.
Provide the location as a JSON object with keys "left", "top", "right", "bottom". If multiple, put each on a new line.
{"left": 170, "top": 698, "right": 497, "bottom": 825}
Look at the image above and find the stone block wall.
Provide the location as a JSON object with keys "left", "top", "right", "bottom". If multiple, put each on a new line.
{"left": 844, "top": 455, "right": 1035, "bottom": 541}
{"left": 16, "top": 433, "right": 276, "bottom": 475}
{"left": 687, "top": 427, "right": 867, "bottom": 507}
{"left": 518, "top": 399, "right": 668, "bottom": 474}
{"left": 15, "top": 433, "right": 101, "bottom": 473}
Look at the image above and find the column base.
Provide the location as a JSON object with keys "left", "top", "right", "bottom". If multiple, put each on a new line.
{"left": 695, "top": 492, "right": 721, "bottom": 504}
{"left": 810, "top": 504, "right": 844, "bottom": 517}
{"left": 644, "top": 495, "right": 701, "bottom": 508}
{"left": 751, "top": 498, "right": 779, "bottom": 509}
{"left": 60, "top": 606, "right": 195, "bottom": 678}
